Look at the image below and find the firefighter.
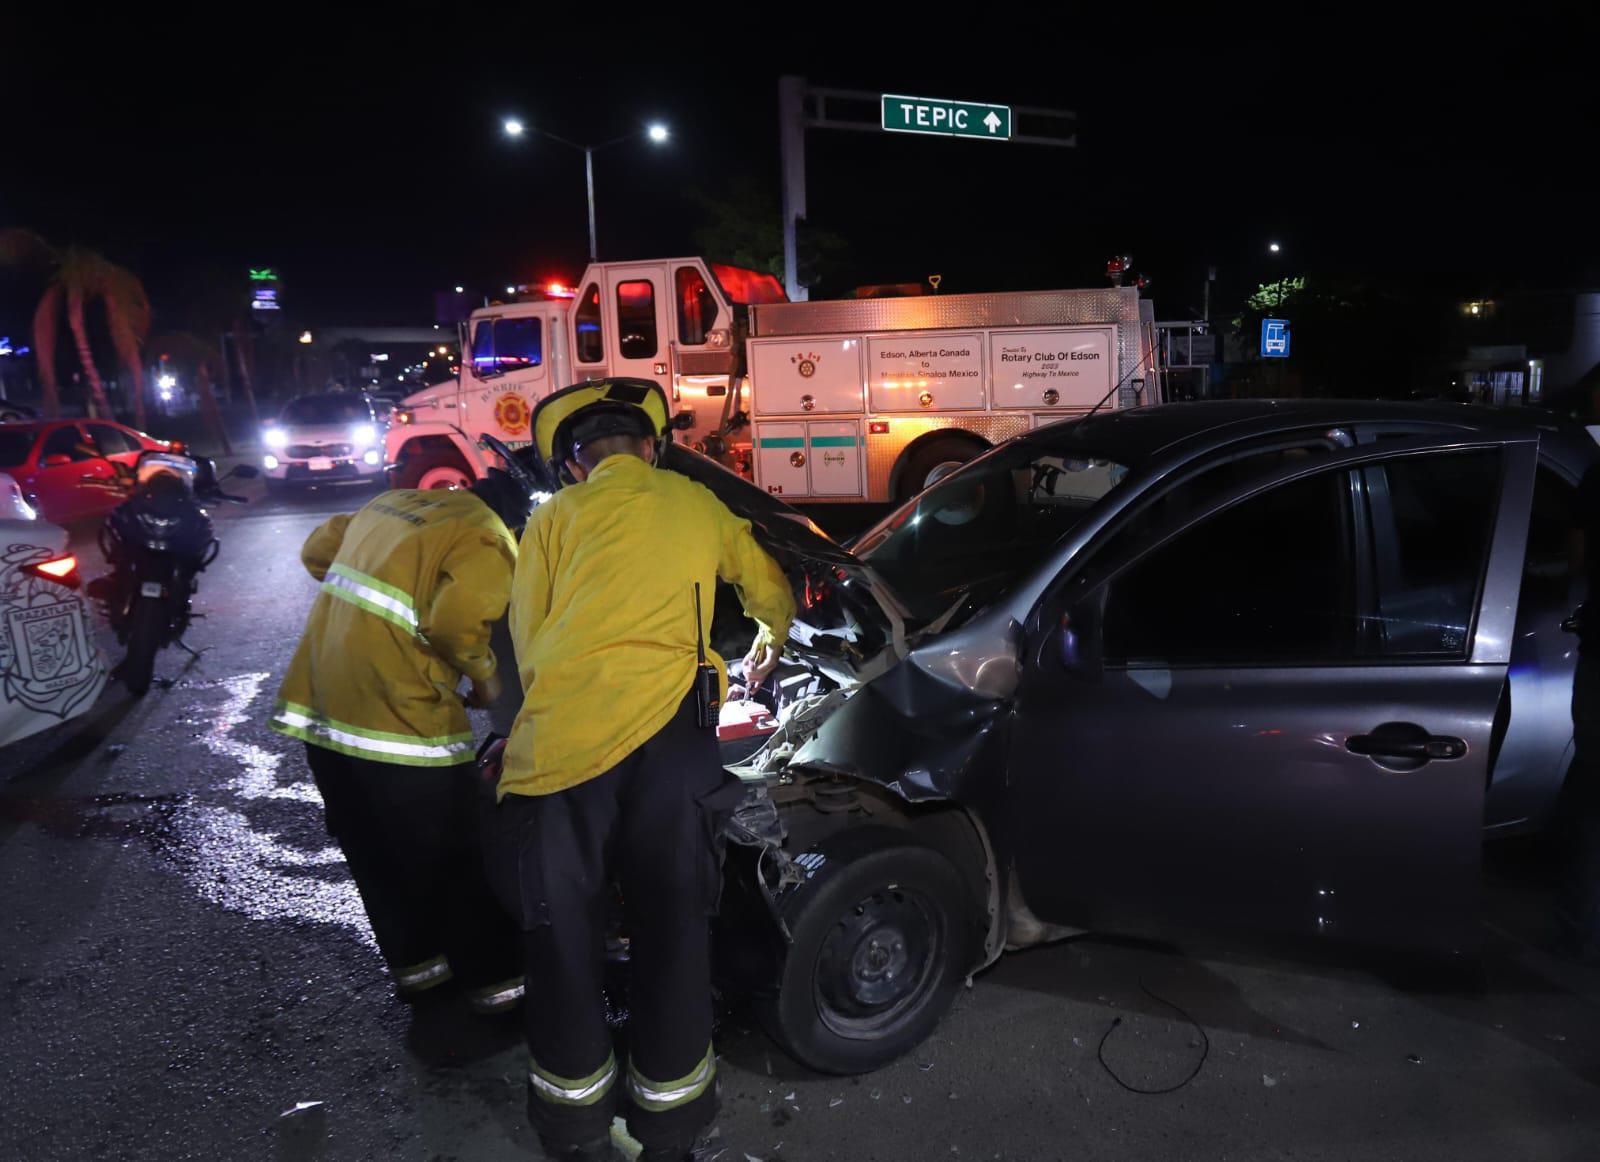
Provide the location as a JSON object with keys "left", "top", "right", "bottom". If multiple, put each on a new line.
{"left": 489, "top": 379, "right": 795, "bottom": 1162}
{"left": 270, "top": 465, "right": 533, "bottom": 1015}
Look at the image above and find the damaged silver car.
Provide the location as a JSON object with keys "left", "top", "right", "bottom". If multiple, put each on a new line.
{"left": 663, "top": 400, "right": 1598, "bottom": 1076}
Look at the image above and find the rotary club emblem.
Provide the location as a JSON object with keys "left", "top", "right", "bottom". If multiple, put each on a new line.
{"left": 791, "top": 351, "right": 821, "bottom": 379}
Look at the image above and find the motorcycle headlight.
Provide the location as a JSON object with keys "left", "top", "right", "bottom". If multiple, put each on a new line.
{"left": 351, "top": 423, "right": 377, "bottom": 448}
{"left": 264, "top": 427, "right": 289, "bottom": 449}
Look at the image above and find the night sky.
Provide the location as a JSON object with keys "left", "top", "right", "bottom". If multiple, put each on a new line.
{"left": 2, "top": 9, "right": 1593, "bottom": 332}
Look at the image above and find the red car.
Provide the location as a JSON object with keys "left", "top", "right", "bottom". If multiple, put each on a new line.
{"left": 0, "top": 420, "right": 170, "bottom": 523}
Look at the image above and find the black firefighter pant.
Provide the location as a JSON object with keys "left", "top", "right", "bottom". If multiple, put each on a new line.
{"left": 488, "top": 689, "right": 742, "bottom": 1154}
{"left": 305, "top": 744, "right": 520, "bottom": 997}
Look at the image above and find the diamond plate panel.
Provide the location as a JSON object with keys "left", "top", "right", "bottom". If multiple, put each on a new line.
{"left": 864, "top": 414, "right": 1034, "bottom": 500}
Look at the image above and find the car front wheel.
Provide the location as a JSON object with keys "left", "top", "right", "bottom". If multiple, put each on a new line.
{"left": 758, "top": 830, "right": 978, "bottom": 1074}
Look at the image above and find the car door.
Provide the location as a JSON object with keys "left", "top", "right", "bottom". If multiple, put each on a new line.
{"left": 603, "top": 262, "right": 670, "bottom": 388}
{"left": 31, "top": 424, "right": 106, "bottom": 522}
{"left": 1008, "top": 435, "right": 1537, "bottom": 952}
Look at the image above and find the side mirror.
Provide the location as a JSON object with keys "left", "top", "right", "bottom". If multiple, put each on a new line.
{"left": 42, "top": 453, "right": 72, "bottom": 468}
{"left": 1057, "top": 593, "right": 1104, "bottom": 681}
{"left": 670, "top": 411, "right": 697, "bottom": 431}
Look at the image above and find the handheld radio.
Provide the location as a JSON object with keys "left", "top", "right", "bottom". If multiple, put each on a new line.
{"left": 693, "top": 582, "right": 720, "bottom": 730}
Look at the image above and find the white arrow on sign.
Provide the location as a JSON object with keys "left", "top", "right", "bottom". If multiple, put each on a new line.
{"left": 983, "top": 111, "right": 1002, "bottom": 134}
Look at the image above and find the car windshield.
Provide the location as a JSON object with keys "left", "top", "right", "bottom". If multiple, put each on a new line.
{"left": 0, "top": 430, "right": 35, "bottom": 468}
{"left": 281, "top": 396, "right": 370, "bottom": 425}
{"left": 854, "top": 439, "right": 1130, "bottom": 621}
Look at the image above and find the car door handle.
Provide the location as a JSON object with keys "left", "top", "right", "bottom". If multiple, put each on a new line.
{"left": 1347, "top": 723, "right": 1468, "bottom": 762}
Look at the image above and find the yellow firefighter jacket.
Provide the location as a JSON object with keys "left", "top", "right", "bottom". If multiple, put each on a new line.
{"left": 270, "top": 489, "right": 516, "bottom": 766}
{"left": 498, "top": 453, "right": 795, "bottom": 798}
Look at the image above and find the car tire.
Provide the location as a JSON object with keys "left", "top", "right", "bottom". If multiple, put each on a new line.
{"left": 894, "top": 436, "right": 986, "bottom": 502}
{"left": 757, "top": 829, "right": 978, "bottom": 1075}
{"left": 399, "top": 454, "right": 474, "bottom": 491}
{"left": 121, "top": 596, "right": 165, "bottom": 696}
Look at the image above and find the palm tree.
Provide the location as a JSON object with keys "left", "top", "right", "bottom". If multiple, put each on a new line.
{"left": 0, "top": 229, "right": 152, "bottom": 422}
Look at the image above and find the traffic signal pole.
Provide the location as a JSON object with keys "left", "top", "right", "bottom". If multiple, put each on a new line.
{"left": 778, "top": 76, "right": 808, "bottom": 303}
{"left": 776, "top": 77, "right": 1075, "bottom": 301}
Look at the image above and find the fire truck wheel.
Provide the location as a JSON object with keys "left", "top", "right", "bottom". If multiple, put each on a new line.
{"left": 895, "top": 436, "right": 986, "bottom": 502}
{"left": 401, "top": 455, "right": 474, "bottom": 491}
{"left": 758, "top": 832, "right": 976, "bottom": 1075}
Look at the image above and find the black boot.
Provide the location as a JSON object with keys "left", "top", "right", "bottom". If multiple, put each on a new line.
{"left": 541, "top": 1136, "right": 624, "bottom": 1162}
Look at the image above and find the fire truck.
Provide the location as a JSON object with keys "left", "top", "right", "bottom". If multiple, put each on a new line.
{"left": 386, "top": 258, "right": 1161, "bottom": 500}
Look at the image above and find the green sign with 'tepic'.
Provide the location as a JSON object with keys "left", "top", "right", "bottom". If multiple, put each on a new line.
{"left": 880, "top": 94, "right": 1012, "bottom": 140}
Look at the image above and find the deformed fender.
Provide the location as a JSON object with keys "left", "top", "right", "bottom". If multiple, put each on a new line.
{"left": 789, "top": 612, "right": 1022, "bottom": 805}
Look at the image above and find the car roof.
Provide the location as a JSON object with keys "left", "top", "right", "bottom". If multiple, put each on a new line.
{"left": 1022, "top": 399, "right": 1589, "bottom": 466}
{"left": 0, "top": 419, "right": 80, "bottom": 435}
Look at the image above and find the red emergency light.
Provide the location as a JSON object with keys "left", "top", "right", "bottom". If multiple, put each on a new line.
{"left": 545, "top": 281, "right": 577, "bottom": 299}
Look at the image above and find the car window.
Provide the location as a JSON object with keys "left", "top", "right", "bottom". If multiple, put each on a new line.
{"left": 576, "top": 283, "right": 604, "bottom": 364}
{"left": 0, "top": 430, "right": 34, "bottom": 468}
{"left": 856, "top": 446, "right": 1129, "bottom": 622}
{"left": 40, "top": 425, "right": 98, "bottom": 463}
{"left": 498, "top": 318, "right": 540, "bottom": 370}
{"left": 1102, "top": 469, "right": 1358, "bottom": 666}
{"left": 676, "top": 266, "right": 720, "bottom": 345}
{"left": 1360, "top": 450, "right": 1501, "bottom": 657}
{"left": 281, "top": 396, "right": 371, "bottom": 424}
{"left": 616, "top": 280, "right": 658, "bottom": 359}
{"left": 87, "top": 423, "right": 139, "bottom": 456}
{"left": 471, "top": 319, "right": 494, "bottom": 372}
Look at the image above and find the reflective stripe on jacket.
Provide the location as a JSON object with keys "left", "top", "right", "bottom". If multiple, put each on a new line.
{"left": 271, "top": 489, "right": 515, "bottom": 766}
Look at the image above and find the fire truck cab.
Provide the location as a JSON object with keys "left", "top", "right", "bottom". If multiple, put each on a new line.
{"left": 385, "top": 259, "right": 782, "bottom": 489}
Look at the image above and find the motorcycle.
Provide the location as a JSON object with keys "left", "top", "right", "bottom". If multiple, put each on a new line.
{"left": 90, "top": 450, "right": 258, "bottom": 695}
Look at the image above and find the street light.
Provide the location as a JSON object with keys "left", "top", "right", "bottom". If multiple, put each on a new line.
{"left": 454, "top": 285, "right": 464, "bottom": 294}
{"left": 500, "top": 117, "right": 671, "bottom": 261}
{"left": 1268, "top": 241, "right": 1282, "bottom": 253}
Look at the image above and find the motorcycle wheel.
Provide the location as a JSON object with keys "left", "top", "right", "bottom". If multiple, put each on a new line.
{"left": 121, "top": 596, "right": 166, "bottom": 696}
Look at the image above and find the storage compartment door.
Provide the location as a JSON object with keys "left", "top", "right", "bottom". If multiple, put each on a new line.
{"left": 754, "top": 423, "right": 810, "bottom": 497}
{"left": 806, "top": 421, "right": 863, "bottom": 497}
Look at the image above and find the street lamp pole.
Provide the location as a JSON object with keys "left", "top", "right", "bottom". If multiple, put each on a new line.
{"left": 584, "top": 146, "right": 597, "bottom": 263}
{"left": 503, "top": 120, "right": 668, "bottom": 264}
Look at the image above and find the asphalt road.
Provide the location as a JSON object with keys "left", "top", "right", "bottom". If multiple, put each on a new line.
{"left": 3, "top": 476, "right": 1599, "bottom": 1161}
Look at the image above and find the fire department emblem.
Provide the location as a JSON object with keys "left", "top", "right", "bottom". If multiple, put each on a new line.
{"left": 494, "top": 392, "right": 531, "bottom": 435}
{"left": 791, "top": 352, "right": 821, "bottom": 379}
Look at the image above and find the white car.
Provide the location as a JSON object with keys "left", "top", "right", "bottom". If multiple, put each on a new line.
{"left": 261, "top": 393, "right": 389, "bottom": 489}
{"left": 0, "top": 472, "right": 108, "bottom": 747}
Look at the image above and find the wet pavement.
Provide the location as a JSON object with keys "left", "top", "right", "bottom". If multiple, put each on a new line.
{"left": 3, "top": 476, "right": 1600, "bottom": 1161}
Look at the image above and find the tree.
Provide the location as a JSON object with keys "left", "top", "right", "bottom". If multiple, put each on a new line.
{"left": 152, "top": 331, "right": 231, "bottom": 455}
{"left": 1229, "top": 274, "right": 1428, "bottom": 400}
{"left": 0, "top": 229, "right": 152, "bottom": 421}
{"left": 687, "top": 178, "right": 850, "bottom": 293}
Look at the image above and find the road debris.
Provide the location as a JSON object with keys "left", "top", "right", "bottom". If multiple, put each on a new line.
{"left": 278, "top": 1101, "right": 324, "bottom": 1117}
{"left": 1406, "top": 1054, "right": 1423, "bottom": 1065}
{"left": 1261, "top": 1074, "right": 1278, "bottom": 1088}
{"left": 829, "top": 1097, "right": 844, "bottom": 1109}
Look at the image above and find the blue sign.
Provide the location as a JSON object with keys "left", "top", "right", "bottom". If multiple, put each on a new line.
{"left": 1261, "top": 318, "right": 1291, "bottom": 359}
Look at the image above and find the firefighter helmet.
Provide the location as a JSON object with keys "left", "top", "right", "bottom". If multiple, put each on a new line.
{"left": 530, "top": 378, "right": 672, "bottom": 490}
